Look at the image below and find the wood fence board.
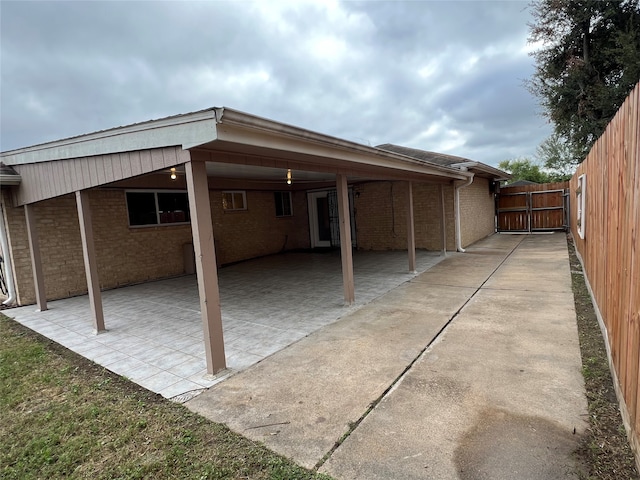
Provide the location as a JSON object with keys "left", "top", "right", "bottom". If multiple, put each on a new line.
{"left": 571, "top": 81, "right": 640, "bottom": 467}
{"left": 497, "top": 182, "right": 568, "bottom": 232}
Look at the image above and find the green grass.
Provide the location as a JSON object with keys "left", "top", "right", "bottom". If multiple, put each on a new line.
{"left": 0, "top": 313, "right": 332, "bottom": 480}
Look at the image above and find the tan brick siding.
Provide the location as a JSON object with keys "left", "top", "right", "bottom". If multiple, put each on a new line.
{"left": 2, "top": 178, "right": 493, "bottom": 306}
{"left": 354, "top": 181, "right": 456, "bottom": 251}
{"left": 3, "top": 188, "right": 310, "bottom": 305}
{"left": 210, "top": 189, "right": 310, "bottom": 265}
{"left": 1, "top": 190, "right": 34, "bottom": 305}
{"left": 459, "top": 177, "right": 496, "bottom": 247}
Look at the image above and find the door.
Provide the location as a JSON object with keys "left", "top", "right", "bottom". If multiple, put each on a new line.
{"left": 308, "top": 190, "right": 357, "bottom": 248}
{"left": 308, "top": 191, "right": 332, "bottom": 247}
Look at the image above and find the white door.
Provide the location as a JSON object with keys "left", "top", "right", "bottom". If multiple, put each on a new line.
{"left": 308, "top": 191, "right": 332, "bottom": 247}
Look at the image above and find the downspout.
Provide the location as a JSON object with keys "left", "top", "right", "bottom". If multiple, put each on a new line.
{"left": 454, "top": 171, "right": 474, "bottom": 253}
{"left": 0, "top": 204, "right": 17, "bottom": 305}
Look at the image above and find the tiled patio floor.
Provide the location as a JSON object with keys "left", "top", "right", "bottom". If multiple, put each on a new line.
{"left": 5, "top": 250, "right": 449, "bottom": 400}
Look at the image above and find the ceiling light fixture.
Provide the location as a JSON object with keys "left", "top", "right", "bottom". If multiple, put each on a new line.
{"left": 170, "top": 167, "right": 177, "bottom": 180}
{"left": 286, "top": 168, "right": 292, "bottom": 185}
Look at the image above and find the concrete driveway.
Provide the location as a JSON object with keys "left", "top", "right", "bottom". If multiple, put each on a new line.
{"left": 187, "top": 233, "right": 588, "bottom": 479}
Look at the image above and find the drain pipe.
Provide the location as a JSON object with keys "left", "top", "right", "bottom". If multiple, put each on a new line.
{"left": 454, "top": 171, "right": 474, "bottom": 253}
{"left": 0, "top": 204, "right": 17, "bottom": 306}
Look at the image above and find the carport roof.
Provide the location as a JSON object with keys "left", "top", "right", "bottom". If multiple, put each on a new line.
{"left": 1, "top": 107, "right": 467, "bottom": 177}
{"left": 1, "top": 108, "right": 483, "bottom": 205}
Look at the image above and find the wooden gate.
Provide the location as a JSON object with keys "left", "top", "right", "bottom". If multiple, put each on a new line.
{"left": 496, "top": 182, "right": 570, "bottom": 232}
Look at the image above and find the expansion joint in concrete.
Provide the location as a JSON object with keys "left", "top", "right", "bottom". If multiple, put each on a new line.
{"left": 313, "top": 236, "right": 524, "bottom": 472}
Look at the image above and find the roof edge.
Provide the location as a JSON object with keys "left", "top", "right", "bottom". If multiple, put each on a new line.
{"left": 214, "top": 108, "right": 469, "bottom": 179}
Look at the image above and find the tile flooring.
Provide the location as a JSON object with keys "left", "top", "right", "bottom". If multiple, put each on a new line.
{"left": 5, "top": 250, "right": 448, "bottom": 400}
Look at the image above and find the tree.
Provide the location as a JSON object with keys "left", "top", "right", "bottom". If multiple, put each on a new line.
{"left": 498, "top": 158, "right": 551, "bottom": 184}
{"left": 535, "top": 133, "right": 577, "bottom": 181}
{"left": 527, "top": 0, "right": 640, "bottom": 162}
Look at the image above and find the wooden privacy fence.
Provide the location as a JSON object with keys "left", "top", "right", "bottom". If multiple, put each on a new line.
{"left": 496, "top": 182, "right": 569, "bottom": 232}
{"left": 571, "top": 80, "right": 640, "bottom": 469}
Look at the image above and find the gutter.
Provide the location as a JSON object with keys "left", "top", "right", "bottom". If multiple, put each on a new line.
{"left": 213, "top": 107, "right": 468, "bottom": 180}
{"left": 0, "top": 204, "right": 17, "bottom": 306}
{"left": 454, "top": 172, "right": 475, "bottom": 253}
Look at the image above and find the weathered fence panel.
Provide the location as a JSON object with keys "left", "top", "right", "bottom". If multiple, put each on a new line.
{"left": 571, "top": 81, "right": 640, "bottom": 469}
{"left": 497, "top": 182, "right": 569, "bottom": 232}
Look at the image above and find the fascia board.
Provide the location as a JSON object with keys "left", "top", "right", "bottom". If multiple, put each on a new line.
{"left": 215, "top": 110, "right": 468, "bottom": 181}
{"left": 1, "top": 111, "right": 218, "bottom": 165}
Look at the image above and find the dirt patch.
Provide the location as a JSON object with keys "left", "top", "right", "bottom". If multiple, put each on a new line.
{"left": 567, "top": 234, "right": 639, "bottom": 480}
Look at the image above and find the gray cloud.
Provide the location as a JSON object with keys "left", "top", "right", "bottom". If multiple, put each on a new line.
{"left": 0, "top": 0, "right": 551, "bottom": 166}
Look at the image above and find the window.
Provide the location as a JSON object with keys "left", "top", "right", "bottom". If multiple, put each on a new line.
{"left": 274, "top": 191, "right": 293, "bottom": 217}
{"left": 222, "top": 191, "right": 247, "bottom": 211}
{"left": 576, "top": 174, "right": 586, "bottom": 239}
{"left": 126, "top": 190, "right": 190, "bottom": 227}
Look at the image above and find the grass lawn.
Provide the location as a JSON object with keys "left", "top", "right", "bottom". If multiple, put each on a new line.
{"left": 0, "top": 313, "right": 332, "bottom": 480}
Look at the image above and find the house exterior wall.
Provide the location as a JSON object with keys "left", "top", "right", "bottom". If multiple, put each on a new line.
{"left": 2, "top": 187, "right": 310, "bottom": 306}
{"left": 2, "top": 177, "right": 495, "bottom": 306}
{"left": 210, "top": 189, "right": 310, "bottom": 265}
{"left": 459, "top": 177, "right": 496, "bottom": 247}
{"left": 354, "top": 181, "right": 456, "bottom": 252}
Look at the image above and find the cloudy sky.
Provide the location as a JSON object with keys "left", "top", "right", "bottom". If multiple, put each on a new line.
{"left": 0, "top": 0, "right": 552, "bottom": 167}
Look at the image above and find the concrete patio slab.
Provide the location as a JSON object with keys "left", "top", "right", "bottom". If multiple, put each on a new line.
{"left": 186, "top": 233, "right": 588, "bottom": 479}
{"left": 185, "top": 235, "right": 520, "bottom": 464}
{"left": 4, "top": 249, "right": 446, "bottom": 399}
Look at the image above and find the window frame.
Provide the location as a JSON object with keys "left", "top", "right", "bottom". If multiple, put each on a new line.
{"left": 222, "top": 190, "right": 247, "bottom": 212}
{"left": 125, "top": 189, "right": 191, "bottom": 228}
{"left": 274, "top": 191, "right": 293, "bottom": 217}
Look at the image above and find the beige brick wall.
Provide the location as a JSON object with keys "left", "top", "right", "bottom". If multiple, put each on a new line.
{"left": 354, "top": 181, "right": 456, "bottom": 251}
{"left": 3, "top": 188, "right": 310, "bottom": 306}
{"left": 1, "top": 190, "right": 35, "bottom": 305}
{"left": 2, "top": 178, "right": 493, "bottom": 306}
{"left": 459, "top": 177, "right": 496, "bottom": 247}
{"left": 210, "top": 189, "right": 310, "bottom": 265}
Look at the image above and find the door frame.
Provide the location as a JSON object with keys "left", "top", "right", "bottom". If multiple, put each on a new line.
{"left": 308, "top": 191, "right": 331, "bottom": 248}
{"left": 307, "top": 188, "right": 357, "bottom": 248}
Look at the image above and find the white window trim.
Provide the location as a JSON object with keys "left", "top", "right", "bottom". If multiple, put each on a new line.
{"left": 125, "top": 189, "right": 191, "bottom": 228}
{"left": 576, "top": 174, "right": 586, "bottom": 239}
{"left": 222, "top": 190, "right": 247, "bottom": 211}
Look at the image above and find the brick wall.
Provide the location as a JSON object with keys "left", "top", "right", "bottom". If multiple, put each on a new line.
{"left": 2, "top": 178, "right": 493, "bottom": 306}
{"left": 210, "top": 189, "right": 310, "bottom": 265}
{"left": 354, "top": 181, "right": 456, "bottom": 251}
{"left": 1, "top": 190, "right": 34, "bottom": 305}
{"left": 459, "top": 177, "right": 495, "bottom": 247}
{"left": 3, "top": 188, "right": 310, "bottom": 305}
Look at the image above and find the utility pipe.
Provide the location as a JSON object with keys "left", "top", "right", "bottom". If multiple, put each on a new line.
{"left": 0, "top": 204, "right": 17, "bottom": 305}
{"left": 454, "top": 172, "right": 474, "bottom": 253}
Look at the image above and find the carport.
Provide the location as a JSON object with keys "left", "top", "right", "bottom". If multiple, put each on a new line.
{"left": 1, "top": 107, "right": 470, "bottom": 378}
{"left": 6, "top": 248, "right": 448, "bottom": 398}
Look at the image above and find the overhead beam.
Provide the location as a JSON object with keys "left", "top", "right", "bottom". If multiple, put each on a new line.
{"left": 185, "top": 159, "right": 227, "bottom": 374}
{"left": 336, "top": 174, "right": 355, "bottom": 305}
{"left": 24, "top": 204, "right": 47, "bottom": 311}
{"left": 75, "top": 190, "right": 105, "bottom": 333}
